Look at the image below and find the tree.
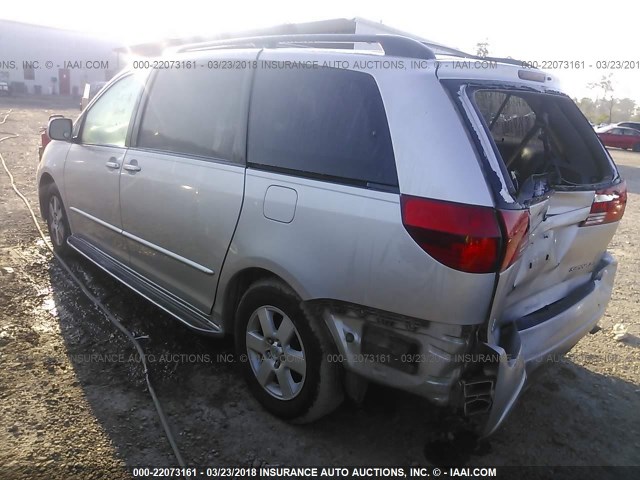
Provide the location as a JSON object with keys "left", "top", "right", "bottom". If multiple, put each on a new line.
{"left": 576, "top": 97, "right": 596, "bottom": 120}
{"left": 588, "top": 74, "right": 616, "bottom": 123}
{"left": 614, "top": 98, "right": 636, "bottom": 122}
{"left": 476, "top": 40, "right": 489, "bottom": 58}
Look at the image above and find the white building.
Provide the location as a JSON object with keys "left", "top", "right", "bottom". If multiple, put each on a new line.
{"left": 0, "top": 20, "right": 123, "bottom": 95}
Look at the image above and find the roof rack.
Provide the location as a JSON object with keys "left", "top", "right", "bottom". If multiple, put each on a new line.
{"left": 175, "top": 34, "right": 436, "bottom": 60}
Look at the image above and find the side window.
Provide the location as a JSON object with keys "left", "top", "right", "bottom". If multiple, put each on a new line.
{"left": 248, "top": 66, "right": 398, "bottom": 188}
{"left": 137, "top": 67, "right": 246, "bottom": 161}
{"left": 81, "top": 75, "right": 143, "bottom": 147}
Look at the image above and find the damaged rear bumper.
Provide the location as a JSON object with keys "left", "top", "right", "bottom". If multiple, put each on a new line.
{"left": 481, "top": 252, "right": 617, "bottom": 436}
{"left": 319, "top": 253, "right": 617, "bottom": 437}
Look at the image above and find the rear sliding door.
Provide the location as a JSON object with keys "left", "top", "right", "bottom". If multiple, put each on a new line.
{"left": 119, "top": 52, "right": 255, "bottom": 313}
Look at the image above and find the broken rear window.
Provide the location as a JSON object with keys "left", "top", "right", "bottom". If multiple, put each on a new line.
{"left": 473, "top": 89, "right": 616, "bottom": 201}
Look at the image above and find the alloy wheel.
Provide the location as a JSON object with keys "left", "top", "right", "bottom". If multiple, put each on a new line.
{"left": 245, "top": 305, "right": 307, "bottom": 400}
{"left": 48, "top": 195, "right": 65, "bottom": 247}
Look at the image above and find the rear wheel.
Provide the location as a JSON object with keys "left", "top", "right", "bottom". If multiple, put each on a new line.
{"left": 633, "top": 143, "right": 640, "bottom": 152}
{"left": 45, "top": 183, "right": 71, "bottom": 255}
{"left": 235, "top": 278, "right": 343, "bottom": 423}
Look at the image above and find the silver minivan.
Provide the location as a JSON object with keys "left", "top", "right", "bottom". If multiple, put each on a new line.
{"left": 38, "top": 34, "right": 626, "bottom": 436}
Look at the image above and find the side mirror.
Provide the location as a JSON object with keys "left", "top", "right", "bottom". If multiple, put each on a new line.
{"left": 48, "top": 117, "right": 73, "bottom": 141}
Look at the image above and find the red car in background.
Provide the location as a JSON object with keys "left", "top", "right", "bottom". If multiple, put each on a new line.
{"left": 38, "top": 128, "right": 50, "bottom": 160}
{"left": 38, "top": 115, "right": 64, "bottom": 160}
{"left": 596, "top": 125, "right": 640, "bottom": 152}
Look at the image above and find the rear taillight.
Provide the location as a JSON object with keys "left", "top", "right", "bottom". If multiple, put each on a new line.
{"left": 400, "top": 195, "right": 529, "bottom": 274}
{"left": 580, "top": 181, "right": 627, "bottom": 227}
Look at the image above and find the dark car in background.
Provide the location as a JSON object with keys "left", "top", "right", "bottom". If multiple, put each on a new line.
{"left": 596, "top": 126, "right": 640, "bottom": 152}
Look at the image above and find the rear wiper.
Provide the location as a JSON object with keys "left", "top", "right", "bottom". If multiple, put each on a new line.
{"left": 488, "top": 94, "right": 512, "bottom": 131}
{"left": 538, "top": 113, "right": 563, "bottom": 184}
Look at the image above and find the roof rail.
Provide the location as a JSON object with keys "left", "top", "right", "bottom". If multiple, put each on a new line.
{"left": 175, "top": 34, "right": 436, "bottom": 60}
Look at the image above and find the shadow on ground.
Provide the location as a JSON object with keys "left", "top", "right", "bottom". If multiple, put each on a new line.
{"left": 48, "top": 254, "right": 640, "bottom": 469}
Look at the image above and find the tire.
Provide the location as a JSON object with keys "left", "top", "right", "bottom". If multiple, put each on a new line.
{"left": 633, "top": 144, "right": 640, "bottom": 153}
{"left": 44, "top": 183, "right": 71, "bottom": 255}
{"left": 235, "top": 278, "right": 343, "bottom": 423}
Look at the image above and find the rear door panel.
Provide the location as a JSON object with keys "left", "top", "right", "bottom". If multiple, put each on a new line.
{"left": 119, "top": 150, "right": 245, "bottom": 312}
{"left": 118, "top": 50, "right": 255, "bottom": 313}
{"left": 498, "top": 192, "right": 618, "bottom": 324}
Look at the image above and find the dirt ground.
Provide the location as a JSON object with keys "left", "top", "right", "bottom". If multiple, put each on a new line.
{"left": 0, "top": 96, "right": 638, "bottom": 479}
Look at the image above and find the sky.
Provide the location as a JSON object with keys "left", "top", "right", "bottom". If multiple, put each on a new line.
{"left": 2, "top": 0, "right": 640, "bottom": 102}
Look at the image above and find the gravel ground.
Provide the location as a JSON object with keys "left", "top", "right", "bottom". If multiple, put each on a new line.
{"left": 0, "top": 97, "right": 638, "bottom": 479}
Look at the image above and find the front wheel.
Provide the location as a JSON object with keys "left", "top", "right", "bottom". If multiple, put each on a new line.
{"left": 45, "top": 183, "right": 71, "bottom": 255}
{"left": 633, "top": 143, "right": 640, "bottom": 152}
{"left": 235, "top": 278, "right": 343, "bottom": 423}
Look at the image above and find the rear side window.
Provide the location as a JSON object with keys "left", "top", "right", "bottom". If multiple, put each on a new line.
{"left": 137, "top": 67, "right": 246, "bottom": 162}
{"left": 248, "top": 67, "right": 397, "bottom": 188}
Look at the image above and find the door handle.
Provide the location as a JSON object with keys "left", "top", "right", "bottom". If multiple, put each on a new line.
{"left": 105, "top": 158, "right": 120, "bottom": 169}
{"left": 123, "top": 159, "right": 141, "bottom": 172}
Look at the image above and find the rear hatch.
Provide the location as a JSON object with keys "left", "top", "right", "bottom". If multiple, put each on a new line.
{"left": 441, "top": 72, "right": 626, "bottom": 328}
